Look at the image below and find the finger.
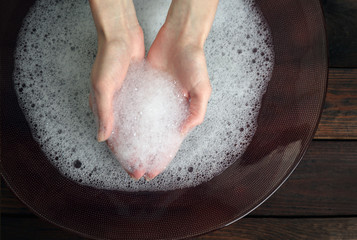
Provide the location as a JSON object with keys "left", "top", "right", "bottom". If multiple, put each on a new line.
{"left": 181, "top": 81, "right": 212, "bottom": 135}
{"left": 144, "top": 166, "right": 164, "bottom": 181}
{"left": 144, "top": 144, "right": 182, "bottom": 181}
{"left": 127, "top": 156, "right": 146, "bottom": 180}
{"left": 107, "top": 140, "right": 145, "bottom": 180}
{"left": 144, "top": 157, "right": 169, "bottom": 181}
{"left": 128, "top": 167, "right": 145, "bottom": 180}
{"left": 91, "top": 55, "right": 131, "bottom": 142}
{"left": 126, "top": 157, "right": 145, "bottom": 180}
{"left": 93, "top": 86, "right": 115, "bottom": 142}
{"left": 120, "top": 159, "right": 146, "bottom": 180}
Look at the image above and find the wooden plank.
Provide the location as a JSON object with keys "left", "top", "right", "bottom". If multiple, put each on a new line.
{"left": 198, "top": 217, "right": 357, "bottom": 240}
{"left": 253, "top": 140, "right": 357, "bottom": 216}
{"left": 1, "top": 216, "right": 84, "bottom": 240}
{"left": 314, "top": 68, "right": 357, "bottom": 139}
{"left": 323, "top": 0, "right": 357, "bottom": 67}
{"left": 2, "top": 141, "right": 357, "bottom": 216}
{"left": 1, "top": 180, "right": 32, "bottom": 215}
{"left": 2, "top": 215, "right": 357, "bottom": 240}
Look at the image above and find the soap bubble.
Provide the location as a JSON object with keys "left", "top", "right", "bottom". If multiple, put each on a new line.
{"left": 14, "top": 0, "right": 274, "bottom": 191}
{"left": 101, "top": 60, "right": 189, "bottom": 179}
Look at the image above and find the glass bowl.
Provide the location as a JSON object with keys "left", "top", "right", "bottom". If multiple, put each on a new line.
{"left": 0, "top": 0, "right": 327, "bottom": 239}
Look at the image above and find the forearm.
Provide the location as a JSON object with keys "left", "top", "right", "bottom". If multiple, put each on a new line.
{"left": 165, "top": 0, "right": 219, "bottom": 47}
{"left": 89, "top": 0, "right": 139, "bottom": 43}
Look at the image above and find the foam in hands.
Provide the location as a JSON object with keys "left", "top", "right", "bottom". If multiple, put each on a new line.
{"left": 100, "top": 60, "right": 189, "bottom": 180}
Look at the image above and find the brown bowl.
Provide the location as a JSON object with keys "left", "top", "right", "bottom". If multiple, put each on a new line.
{"left": 0, "top": 0, "right": 327, "bottom": 239}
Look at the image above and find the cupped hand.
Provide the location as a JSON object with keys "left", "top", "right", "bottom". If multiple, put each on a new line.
{"left": 141, "top": 0, "right": 218, "bottom": 180}
{"left": 147, "top": 25, "right": 212, "bottom": 136}
{"left": 89, "top": 0, "right": 145, "bottom": 142}
{"left": 89, "top": 0, "right": 217, "bottom": 180}
{"left": 90, "top": 28, "right": 144, "bottom": 142}
{"left": 141, "top": 26, "right": 211, "bottom": 180}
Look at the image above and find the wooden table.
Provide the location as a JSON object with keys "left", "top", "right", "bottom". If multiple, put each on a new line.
{"left": 1, "top": 0, "right": 357, "bottom": 239}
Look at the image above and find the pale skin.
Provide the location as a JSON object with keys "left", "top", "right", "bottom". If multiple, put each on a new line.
{"left": 89, "top": 0, "right": 219, "bottom": 179}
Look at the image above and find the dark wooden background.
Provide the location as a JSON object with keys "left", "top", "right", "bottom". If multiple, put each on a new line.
{"left": 1, "top": 0, "right": 357, "bottom": 239}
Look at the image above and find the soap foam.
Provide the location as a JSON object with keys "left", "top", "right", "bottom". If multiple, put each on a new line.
{"left": 105, "top": 60, "right": 188, "bottom": 178}
{"left": 14, "top": 0, "right": 274, "bottom": 191}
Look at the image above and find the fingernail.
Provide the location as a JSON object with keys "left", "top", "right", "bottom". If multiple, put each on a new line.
{"left": 144, "top": 175, "right": 152, "bottom": 181}
{"left": 129, "top": 174, "right": 140, "bottom": 181}
{"left": 97, "top": 124, "right": 106, "bottom": 142}
{"left": 97, "top": 132, "right": 105, "bottom": 142}
{"left": 127, "top": 168, "right": 145, "bottom": 180}
{"left": 124, "top": 169, "right": 139, "bottom": 181}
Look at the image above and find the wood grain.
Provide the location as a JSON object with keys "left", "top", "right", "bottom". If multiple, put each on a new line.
{"left": 253, "top": 140, "right": 357, "bottom": 216}
{"left": 2, "top": 215, "right": 357, "bottom": 240}
{"left": 322, "top": 0, "right": 357, "bottom": 67}
{"left": 1, "top": 215, "right": 84, "bottom": 240}
{"left": 1, "top": 180, "right": 32, "bottom": 215}
{"left": 2, "top": 141, "right": 357, "bottom": 217}
{"left": 315, "top": 68, "right": 357, "bottom": 139}
{"left": 198, "top": 217, "right": 357, "bottom": 240}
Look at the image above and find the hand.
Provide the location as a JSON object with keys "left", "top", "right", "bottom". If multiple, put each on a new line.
{"left": 147, "top": 0, "right": 218, "bottom": 135}
{"left": 89, "top": 0, "right": 218, "bottom": 180}
{"left": 89, "top": 0, "right": 145, "bottom": 142}
{"left": 147, "top": 28, "right": 211, "bottom": 135}
{"left": 139, "top": 0, "right": 218, "bottom": 180}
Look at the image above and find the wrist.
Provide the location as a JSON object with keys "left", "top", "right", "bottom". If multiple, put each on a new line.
{"left": 90, "top": 0, "right": 139, "bottom": 42}
{"left": 159, "top": 23, "right": 204, "bottom": 51}
{"left": 164, "top": 0, "right": 219, "bottom": 48}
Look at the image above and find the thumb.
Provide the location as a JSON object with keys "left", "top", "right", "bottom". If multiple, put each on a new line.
{"left": 181, "top": 81, "right": 212, "bottom": 135}
{"left": 91, "top": 54, "right": 131, "bottom": 142}
{"left": 92, "top": 86, "right": 115, "bottom": 142}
